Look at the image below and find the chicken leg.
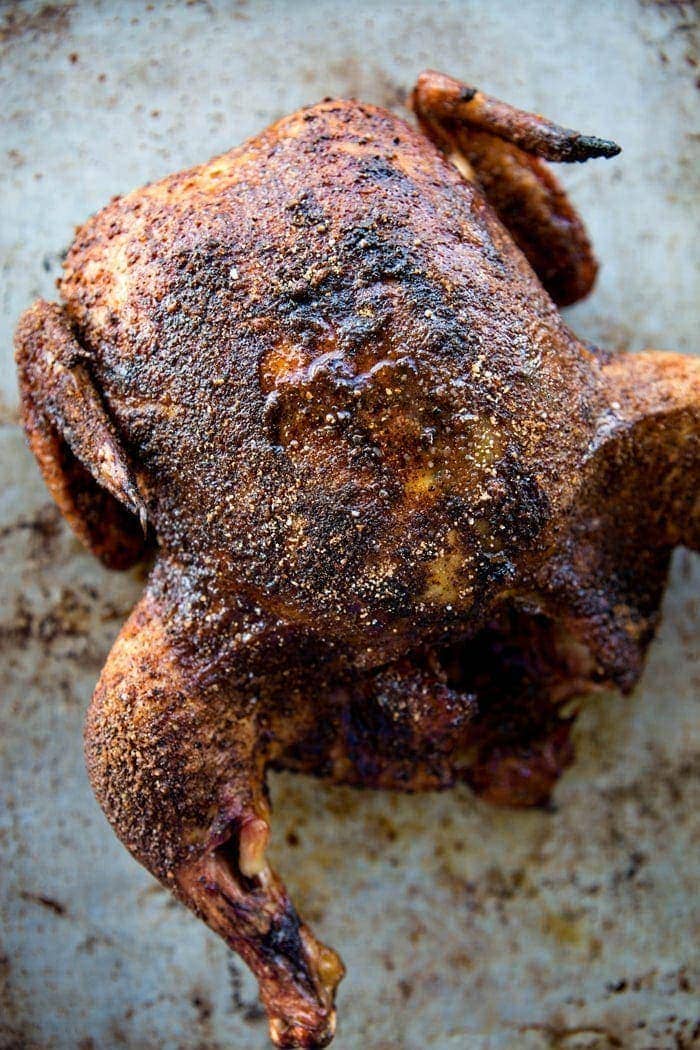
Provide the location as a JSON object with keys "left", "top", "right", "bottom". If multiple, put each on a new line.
{"left": 84, "top": 569, "right": 344, "bottom": 1049}
{"left": 411, "top": 68, "right": 620, "bottom": 305}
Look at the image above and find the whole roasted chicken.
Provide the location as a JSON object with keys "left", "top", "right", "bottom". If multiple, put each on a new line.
{"left": 15, "top": 71, "right": 700, "bottom": 1048}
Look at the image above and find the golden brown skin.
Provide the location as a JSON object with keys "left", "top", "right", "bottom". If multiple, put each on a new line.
{"left": 14, "top": 70, "right": 700, "bottom": 1048}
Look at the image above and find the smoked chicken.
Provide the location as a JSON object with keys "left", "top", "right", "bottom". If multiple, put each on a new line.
{"left": 15, "top": 71, "right": 700, "bottom": 1048}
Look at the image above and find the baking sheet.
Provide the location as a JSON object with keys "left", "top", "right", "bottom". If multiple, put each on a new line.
{"left": 1, "top": 2, "right": 699, "bottom": 1048}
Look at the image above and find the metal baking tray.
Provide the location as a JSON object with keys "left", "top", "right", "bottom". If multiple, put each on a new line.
{"left": 1, "top": 2, "right": 698, "bottom": 1047}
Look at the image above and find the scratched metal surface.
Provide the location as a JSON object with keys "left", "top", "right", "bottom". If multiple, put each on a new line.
{"left": 1, "top": 2, "right": 699, "bottom": 1049}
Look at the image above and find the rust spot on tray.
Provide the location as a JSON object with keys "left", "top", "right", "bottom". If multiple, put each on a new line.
{"left": 19, "top": 891, "right": 67, "bottom": 916}
{"left": 0, "top": 3, "right": 73, "bottom": 46}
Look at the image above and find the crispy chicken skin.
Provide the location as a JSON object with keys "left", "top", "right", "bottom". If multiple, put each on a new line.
{"left": 14, "top": 71, "right": 700, "bottom": 1047}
